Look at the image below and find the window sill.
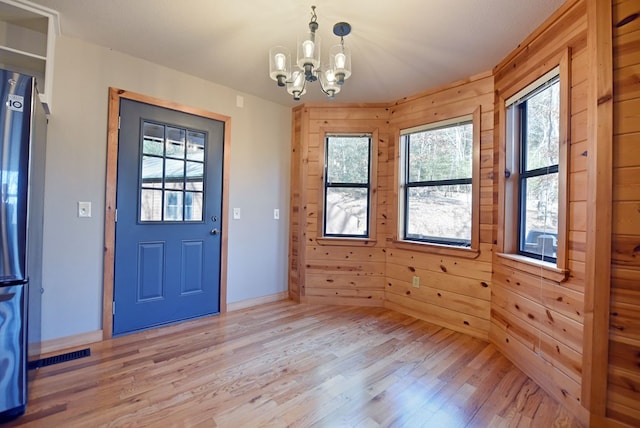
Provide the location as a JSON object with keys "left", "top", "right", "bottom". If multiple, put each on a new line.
{"left": 390, "top": 239, "right": 481, "bottom": 259}
{"left": 315, "top": 237, "right": 377, "bottom": 247}
{"left": 496, "top": 253, "right": 568, "bottom": 282}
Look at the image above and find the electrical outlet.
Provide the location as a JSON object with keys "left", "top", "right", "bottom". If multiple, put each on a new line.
{"left": 412, "top": 276, "right": 420, "bottom": 288}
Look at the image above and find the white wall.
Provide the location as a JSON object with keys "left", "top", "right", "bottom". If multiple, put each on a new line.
{"left": 41, "top": 35, "right": 291, "bottom": 341}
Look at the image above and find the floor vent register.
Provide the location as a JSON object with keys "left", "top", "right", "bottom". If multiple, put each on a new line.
{"left": 28, "top": 348, "right": 91, "bottom": 369}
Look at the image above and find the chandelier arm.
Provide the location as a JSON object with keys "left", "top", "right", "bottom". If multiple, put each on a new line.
{"left": 291, "top": 77, "right": 308, "bottom": 100}
{"left": 317, "top": 73, "right": 331, "bottom": 97}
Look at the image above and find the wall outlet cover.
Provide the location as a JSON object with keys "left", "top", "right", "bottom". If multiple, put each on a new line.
{"left": 78, "top": 201, "right": 91, "bottom": 218}
{"left": 412, "top": 276, "right": 420, "bottom": 288}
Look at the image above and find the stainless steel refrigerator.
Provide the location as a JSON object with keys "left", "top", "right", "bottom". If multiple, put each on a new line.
{"left": 0, "top": 69, "right": 46, "bottom": 422}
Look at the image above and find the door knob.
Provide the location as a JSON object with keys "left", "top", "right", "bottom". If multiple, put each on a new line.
{"left": 210, "top": 228, "right": 219, "bottom": 235}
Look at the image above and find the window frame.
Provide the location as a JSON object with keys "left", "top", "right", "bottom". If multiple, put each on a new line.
{"left": 317, "top": 127, "right": 378, "bottom": 244}
{"left": 395, "top": 108, "right": 481, "bottom": 254}
{"left": 401, "top": 117, "right": 474, "bottom": 247}
{"left": 138, "top": 121, "right": 206, "bottom": 224}
{"left": 513, "top": 75, "right": 561, "bottom": 263}
{"left": 497, "top": 50, "right": 570, "bottom": 280}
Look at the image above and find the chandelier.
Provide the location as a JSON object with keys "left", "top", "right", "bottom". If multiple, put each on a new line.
{"left": 269, "top": 6, "right": 352, "bottom": 100}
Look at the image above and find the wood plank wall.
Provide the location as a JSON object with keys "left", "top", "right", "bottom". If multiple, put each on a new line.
{"left": 608, "top": 0, "right": 640, "bottom": 425}
{"left": 288, "top": 1, "right": 635, "bottom": 426}
{"left": 385, "top": 74, "right": 494, "bottom": 340}
{"left": 288, "top": 107, "right": 304, "bottom": 302}
{"left": 491, "top": 1, "right": 589, "bottom": 423}
{"left": 290, "top": 74, "right": 494, "bottom": 338}
{"left": 291, "top": 104, "right": 390, "bottom": 307}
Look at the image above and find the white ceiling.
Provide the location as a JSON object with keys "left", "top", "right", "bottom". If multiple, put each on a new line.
{"left": 30, "top": 0, "right": 566, "bottom": 107}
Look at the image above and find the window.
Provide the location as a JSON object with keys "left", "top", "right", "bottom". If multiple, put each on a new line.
{"left": 140, "top": 121, "right": 205, "bottom": 222}
{"left": 400, "top": 117, "right": 474, "bottom": 247}
{"left": 506, "top": 71, "right": 560, "bottom": 263}
{"left": 323, "top": 134, "right": 372, "bottom": 237}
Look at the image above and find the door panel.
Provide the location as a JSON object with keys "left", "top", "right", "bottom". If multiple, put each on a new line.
{"left": 181, "top": 241, "right": 204, "bottom": 294}
{"left": 137, "top": 242, "right": 164, "bottom": 301}
{"left": 113, "top": 99, "right": 224, "bottom": 335}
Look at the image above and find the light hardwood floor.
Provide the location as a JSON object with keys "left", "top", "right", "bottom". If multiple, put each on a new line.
{"left": 8, "top": 300, "right": 582, "bottom": 427}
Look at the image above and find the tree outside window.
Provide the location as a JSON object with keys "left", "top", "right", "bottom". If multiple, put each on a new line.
{"left": 514, "top": 77, "right": 560, "bottom": 262}
{"left": 402, "top": 119, "right": 473, "bottom": 246}
{"left": 323, "top": 135, "right": 371, "bottom": 237}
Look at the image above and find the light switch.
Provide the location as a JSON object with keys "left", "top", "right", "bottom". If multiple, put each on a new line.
{"left": 78, "top": 201, "right": 91, "bottom": 218}
{"left": 274, "top": 209, "right": 280, "bottom": 220}
{"left": 233, "top": 208, "right": 241, "bottom": 220}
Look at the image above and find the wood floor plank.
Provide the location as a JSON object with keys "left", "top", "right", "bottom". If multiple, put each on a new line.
{"left": 6, "top": 301, "right": 582, "bottom": 427}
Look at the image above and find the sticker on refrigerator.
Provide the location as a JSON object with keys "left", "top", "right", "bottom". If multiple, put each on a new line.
{"left": 7, "top": 94, "right": 24, "bottom": 112}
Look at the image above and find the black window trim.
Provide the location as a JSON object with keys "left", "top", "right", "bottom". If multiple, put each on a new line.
{"left": 323, "top": 134, "right": 372, "bottom": 238}
{"left": 513, "top": 75, "right": 560, "bottom": 263}
{"left": 138, "top": 119, "right": 207, "bottom": 224}
{"left": 401, "top": 119, "right": 473, "bottom": 247}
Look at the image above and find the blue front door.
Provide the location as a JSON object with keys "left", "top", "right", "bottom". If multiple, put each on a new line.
{"left": 113, "top": 99, "right": 224, "bottom": 335}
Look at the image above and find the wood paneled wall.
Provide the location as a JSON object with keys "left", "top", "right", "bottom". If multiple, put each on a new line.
{"left": 491, "top": 1, "right": 589, "bottom": 423}
{"left": 289, "top": 104, "right": 390, "bottom": 307}
{"left": 288, "top": 107, "right": 304, "bottom": 302}
{"left": 384, "top": 74, "right": 494, "bottom": 340}
{"left": 288, "top": 1, "right": 632, "bottom": 426}
{"left": 290, "top": 74, "right": 494, "bottom": 338}
{"left": 608, "top": 0, "right": 640, "bottom": 425}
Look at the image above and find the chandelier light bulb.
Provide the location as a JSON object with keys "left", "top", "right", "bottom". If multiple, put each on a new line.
{"left": 320, "top": 67, "right": 340, "bottom": 99}
{"left": 335, "top": 52, "right": 346, "bottom": 69}
{"left": 275, "top": 53, "right": 286, "bottom": 71}
{"left": 302, "top": 40, "right": 315, "bottom": 59}
{"left": 269, "top": 46, "right": 291, "bottom": 86}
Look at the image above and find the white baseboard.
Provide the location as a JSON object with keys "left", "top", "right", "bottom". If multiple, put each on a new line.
{"left": 40, "top": 330, "right": 103, "bottom": 355}
{"left": 227, "top": 292, "right": 289, "bottom": 312}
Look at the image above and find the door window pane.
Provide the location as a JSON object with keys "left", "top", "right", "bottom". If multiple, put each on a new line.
{"left": 165, "top": 159, "right": 185, "bottom": 189}
{"left": 184, "top": 192, "right": 203, "bottom": 221}
{"left": 142, "top": 123, "right": 164, "bottom": 156}
{"left": 186, "top": 161, "right": 203, "bottom": 179}
{"left": 187, "top": 131, "right": 205, "bottom": 161}
{"left": 186, "top": 181, "right": 203, "bottom": 192}
{"left": 165, "top": 127, "right": 186, "bottom": 159}
{"left": 164, "top": 191, "right": 183, "bottom": 221}
{"left": 140, "top": 189, "right": 163, "bottom": 221}
{"left": 141, "top": 156, "right": 163, "bottom": 186}
{"left": 139, "top": 121, "right": 206, "bottom": 222}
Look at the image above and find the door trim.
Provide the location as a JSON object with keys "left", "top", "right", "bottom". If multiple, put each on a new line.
{"left": 103, "top": 87, "right": 231, "bottom": 340}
